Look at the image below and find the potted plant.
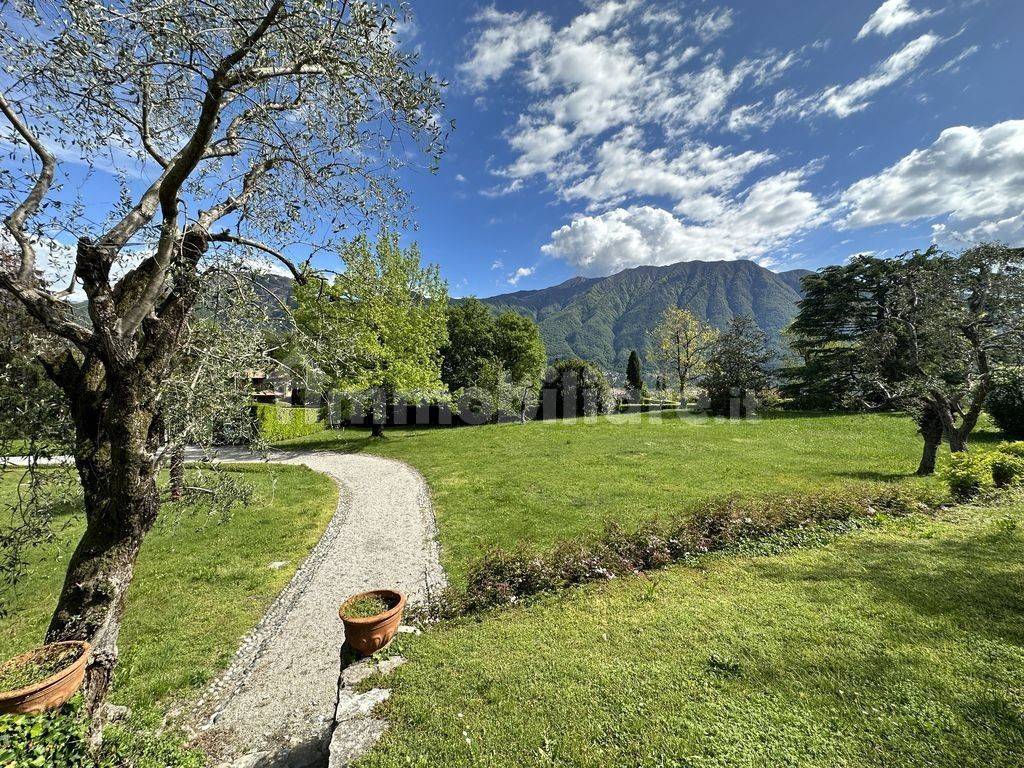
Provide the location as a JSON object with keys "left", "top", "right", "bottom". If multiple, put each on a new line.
{"left": 0, "top": 641, "right": 90, "bottom": 714}
{"left": 339, "top": 589, "right": 406, "bottom": 656}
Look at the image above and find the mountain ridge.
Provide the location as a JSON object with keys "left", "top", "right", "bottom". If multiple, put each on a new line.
{"left": 478, "top": 259, "right": 812, "bottom": 372}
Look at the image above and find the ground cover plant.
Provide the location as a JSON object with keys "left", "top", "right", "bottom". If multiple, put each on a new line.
{"left": 275, "top": 411, "right": 970, "bottom": 581}
{"left": 356, "top": 496, "right": 1024, "bottom": 768}
{"left": 342, "top": 595, "right": 393, "bottom": 620}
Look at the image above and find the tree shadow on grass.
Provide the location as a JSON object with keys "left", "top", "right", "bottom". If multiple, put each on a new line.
{"left": 831, "top": 469, "right": 918, "bottom": 482}
{"left": 750, "top": 521, "right": 1024, "bottom": 649}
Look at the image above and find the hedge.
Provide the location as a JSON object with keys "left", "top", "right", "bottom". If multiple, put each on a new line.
{"left": 255, "top": 404, "right": 322, "bottom": 442}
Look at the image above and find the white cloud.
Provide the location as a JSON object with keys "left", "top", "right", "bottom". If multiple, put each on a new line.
{"left": 820, "top": 33, "right": 940, "bottom": 117}
{"left": 507, "top": 266, "right": 535, "bottom": 285}
{"left": 689, "top": 8, "right": 733, "bottom": 42}
{"left": 936, "top": 44, "right": 979, "bottom": 75}
{"left": 840, "top": 120, "right": 1024, "bottom": 245}
{"left": 454, "top": 173, "right": 467, "bottom": 183}
{"left": 727, "top": 33, "right": 940, "bottom": 129}
{"left": 856, "top": 0, "right": 936, "bottom": 41}
{"left": 490, "top": 259, "right": 503, "bottom": 270}
{"left": 460, "top": 1, "right": 831, "bottom": 273}
{"left": 543, "top": 169, "right": 826, "bottom": 276}
{"left": 560, "top": 126, "right": 774, "bottom": 215}
{"left": 458, "top": 6, "right": 552, "bottom": 90}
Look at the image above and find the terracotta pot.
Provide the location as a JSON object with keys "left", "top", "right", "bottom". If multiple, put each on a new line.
{"left": 339, "top": 589, "right": 407, "bottom": 656}
{"left": 0, "top": 641, "right": 91, "bottom": 715}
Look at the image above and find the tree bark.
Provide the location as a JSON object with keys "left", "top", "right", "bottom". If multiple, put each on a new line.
{"left": 916, "top": 406, "right": 944, "bottom": 475}
{"left": 45, "top": 362, "right": 163, "bottom": 718}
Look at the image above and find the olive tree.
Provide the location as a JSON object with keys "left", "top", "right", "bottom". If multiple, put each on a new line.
{"left": 0, "top": 0, "right": 445, "bottom": 713}
{"left": 789, "top": 245, "right": 1024, "bottom": 474}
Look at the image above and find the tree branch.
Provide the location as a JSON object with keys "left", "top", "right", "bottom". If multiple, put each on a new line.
{"left": 208, "top": 231, "right": 306, "bottom": 283}
{"left": 0, "top": 89, "right": 56, "bottom": 282}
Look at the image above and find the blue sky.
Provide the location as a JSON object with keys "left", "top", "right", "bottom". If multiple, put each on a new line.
{"left": 395, "top": 0, "right": 1024, "bottom": 296}
{"left": 3, "top": 1, "right": 1022, "bottom": 300}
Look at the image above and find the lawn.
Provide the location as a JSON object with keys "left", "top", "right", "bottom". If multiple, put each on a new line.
{"left": 276, "top": 411, "right": 974, "bottom": 581}
{"left": 0, "top": 463, "right": 337, "bottom": 708}
{"left": 357, "top": 497, "right": 1024, "bottom": 768}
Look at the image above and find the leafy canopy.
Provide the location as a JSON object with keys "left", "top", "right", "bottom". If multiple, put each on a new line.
{"left": 294, "top": 234, "right": 448, "bottom": 398}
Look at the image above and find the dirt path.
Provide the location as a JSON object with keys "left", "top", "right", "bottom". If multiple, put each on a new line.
{"left": 184, "top": 449, "right": 446, "bottom": 768}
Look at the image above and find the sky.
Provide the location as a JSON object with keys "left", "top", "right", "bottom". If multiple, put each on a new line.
{"left": 3, "top": 0, "right": 1022, "bottom": 300}
{"left": 394, "top": 0, "right": 1024, "bottom": 296}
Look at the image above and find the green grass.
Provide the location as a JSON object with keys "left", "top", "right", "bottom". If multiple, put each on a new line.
{"left": 0, "top": 464, "right": 337, "bottom": 708}
{"left": 276, "top": 412, "right": 977, "bottom": 581}
{"left": 357, "top": 498, "right": 1024, "bottom": 768}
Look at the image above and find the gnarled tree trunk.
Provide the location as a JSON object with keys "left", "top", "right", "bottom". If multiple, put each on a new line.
{"left": 45, "top": 365, "right": 163, "bottom": 716}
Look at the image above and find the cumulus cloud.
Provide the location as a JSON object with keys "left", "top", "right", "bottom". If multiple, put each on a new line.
{"left": 458, "top": 6, "right": 552, "bottom": 90}
{"left": 464, "top": 0, "right": 805, "bottom": 196}
{"left": 543, "top": 170, "right": 826, "bottom": 276}
{"left": 560, "top": 127, "right": 774, "bottom": 215}
{"left": 507, "top": 266, "right": 535, "bottom": 285}
{"left": 840, "top": 120, "right": 1024, "bottom": 244}
{"left": 856, "top": 0, "right": 936, "bottom": 40}
{"left": 460, "top": 1, "right": 837, "bottom": 273}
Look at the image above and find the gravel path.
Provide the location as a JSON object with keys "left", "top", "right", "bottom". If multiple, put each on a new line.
{"left": 184, "top": 449, "right": 446, "bottom": 768}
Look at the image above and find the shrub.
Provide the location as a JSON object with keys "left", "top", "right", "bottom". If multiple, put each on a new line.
{"left": 0, "top": 701, "right": 204, "bottom": 768}
{"left": 998, "top": 441, "right": 1024, "bottom": 459}
{"left": 986, "top": 368, "right": 1024, "bottom": 437}
{"left": 991, "top": 454, "right": 1024, "bottom": 488}
{"left": 255, "top": 404, "right": 322, "bottom": 442}
{"left": 0, "top": 703, "right": 90, "bottom": 767}
{"left": 939, "top": 452, "right": 996, "bottom": 500}
{"left": 541, "top": 359, "right": 613, "bottom": 418}
{"left": 442, "top": 487, "right": 929, "bottom": 616}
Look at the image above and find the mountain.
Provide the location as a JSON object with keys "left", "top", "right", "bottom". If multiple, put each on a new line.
{"left": 479, "top": 260, "right": 812, "bottom": 373}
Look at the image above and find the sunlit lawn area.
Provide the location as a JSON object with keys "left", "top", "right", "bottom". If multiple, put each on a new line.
{"left": 0, "top": 464, "right": 337, "bottom": 708}
{"left": 357, "top": 497, "right": 1024, "bottom": 768}
{"left": 276, "top": 411, "right": 980, "bottom": 581}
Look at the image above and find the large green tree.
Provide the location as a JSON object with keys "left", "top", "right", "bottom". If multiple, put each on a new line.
{"left": 702, "top": 316, "right": 773, "bottom": 417}
{"left": 295, "top": 234, "right": 448, "bottom": 436}
{"left": 493, "top": 312, "right": 546, "bottom": 422}
{"left": 652, "top": 308, "right": 716, "bottom": 401}
{"left": 0, "top": 0, "right": 444, "bottom": 713}
{"left": 440, "top": 298, "right": 497, "bottom": 392}
{"left": 788, "top": 245, "right": 1024, "bottom": 474}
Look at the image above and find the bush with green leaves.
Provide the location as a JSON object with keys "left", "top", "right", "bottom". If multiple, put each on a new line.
{"left": 991, "top": 454, "right": 1024, "bottom": 488}
{"left": 998, "top": 441, "right": 1024, "bottom": 459}
{"left": 255, "top": 404, "right": 322, "bottom": 443}
{"left": 0, "top": 703, "right": 90, "bottom": 767}
{"left": 420, "top": 487, "right": 931, "bottom": 617}
{"left": 986, "top": 368, "right": 1024, "bottom": 438}
{"left": 939, "top": 452, "right": 996, "bottom": 500}
{"left": 0, "top": 701, "right": 205, "bottom": 768}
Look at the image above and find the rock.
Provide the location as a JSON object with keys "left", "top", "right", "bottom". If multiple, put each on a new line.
{"left": 328, "top": 718, "right": 388, "bottom": 768}
{"left": 216, "top": 752, "right": 270, "bottom": 768}
{"left": 375, "top": 656, "right": 406, "bottom": 677}
{"left": 102, "top": 703, "right": 131, "bottom": 723}
{"left": 334, "top": 688, "right": 390, "bottom": 723}
{"left": 267, "top": 561, "right": 289, "bottom": 570}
